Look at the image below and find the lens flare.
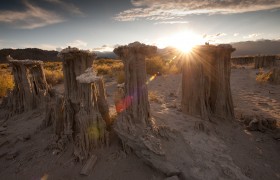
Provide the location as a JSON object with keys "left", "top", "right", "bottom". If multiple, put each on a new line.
{"left": 157, "top": 31, "right": 205, "bottom": 53}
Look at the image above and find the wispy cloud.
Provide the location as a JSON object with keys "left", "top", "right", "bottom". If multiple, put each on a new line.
{"left": 115, "top": 0, "right": 280, "bottom": 21}
{"left": 243, "top": 33, "right": 262, "bottom": 39}
{"left": 154, "top": 21, "right": 189, "bottom": 25}
{"left": 22, "top": 43, "right": 59, "bottom": 50}
{"left": 203, "top": 33, "right": 227, "bottom": 43}
{"left": 44, "top": 0, "right": 84, "bottom": 16}
{"left": 92, "top": 45, "right": 114, "bottom": 52}
{"left": 67, "top": 40, "right": 87, "bottom": 48}
{"left": 0, "top": 0, "right": 64, "bottom": 29}
{"left": 234, "top": 33, "right": 240, "bottom": 37}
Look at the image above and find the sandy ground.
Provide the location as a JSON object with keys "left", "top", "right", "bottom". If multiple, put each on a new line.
{"left": 0, "top": 67, "right": 279, "bottom": 180}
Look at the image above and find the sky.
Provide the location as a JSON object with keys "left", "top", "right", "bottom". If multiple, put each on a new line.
{"left": 0, "top": 0, "right": 280, "bottom": 51}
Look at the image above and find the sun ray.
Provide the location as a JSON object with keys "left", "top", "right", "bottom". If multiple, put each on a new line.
{"left": 156, "top": 31, "right": 205, "bottom": 53}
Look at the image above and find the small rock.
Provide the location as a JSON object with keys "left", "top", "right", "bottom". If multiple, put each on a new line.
{"left": 194, "top": 122, "right": 205, "bottom": 132}
{"left": 0, "top": 150, "right": 8, "bottom": 158}
{"left": 0, "top": 139, "right": 9, "bottom": 148}
{"left": 266, "top": 118, "right": 276, "bottom": 129}
{"left": 273, "top": 132, "right": 280, "bottom": 141}
{"left": 17, "top": 134, "right": 31, "bottom": 141}
{"left": 164, "top": 176, "right": 179, "bottom": 180}
{"left": 0, "top": 131, "right": 6, "bottom": 136}
{"left": 52, "top": 149, "right": 60, "bottom": 155}
{"left": 0, "top": 127, "right": 7, "bottom": 132}
{"left": 80, "top": 155, "right": 97, "bottom": 176}
{"left": 176, "top": 107, "right": 182, "bottom": 112}
{"left": 166, "top": 104, "right": 176, "bottom": 109}
{"left": 6, "top": 150, "right": 19, "bottom": 160}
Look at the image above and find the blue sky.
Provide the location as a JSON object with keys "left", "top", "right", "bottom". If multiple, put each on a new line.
{"left": 0, "top": 0, "right": 280, "bottom": 51}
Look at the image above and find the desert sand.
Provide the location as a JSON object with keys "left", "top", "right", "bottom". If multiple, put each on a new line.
{"left": 0, "top": 67, "right": 279, "bottom": 180}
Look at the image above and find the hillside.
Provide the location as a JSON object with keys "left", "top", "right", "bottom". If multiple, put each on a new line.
{"left": 0, "top": 48, "right": 59, "bottom": 63}
{"left": 0, "top": 49, "right": 117, "bottom": 63}
{"left": 1, "top": 40, "right": 280, "bottom": 63}
{"left": 231, "top": 40, "right": 280, "bottom": 57}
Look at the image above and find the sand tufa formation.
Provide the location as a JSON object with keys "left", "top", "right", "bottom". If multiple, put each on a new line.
{"left": 43, "top": 47, "right": 110, "bottom": 161}
{"left": 5, "top": 59, "right": 49, "bottom": 116}
{"left": 181, "top": 44, "right": 235, "bottom": 121}
{"left": 254, "top": 55, "right": 276, "bottom": 69}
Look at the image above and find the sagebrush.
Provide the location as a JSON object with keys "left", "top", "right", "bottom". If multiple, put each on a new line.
{"left": 0, "top": 65, "right": 14, "bottom": 97}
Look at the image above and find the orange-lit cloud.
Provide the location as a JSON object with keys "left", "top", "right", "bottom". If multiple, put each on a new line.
{"left": 115, "top": 0, "right": 280, "bottom": 21}
{"left": 0, "top": 0, "right": 64, "bottom": 29}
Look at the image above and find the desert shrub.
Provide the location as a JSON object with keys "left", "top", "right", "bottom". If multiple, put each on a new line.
{"left": 43, "top": 62, "right": 64, "bottom": 86}
{"left": 165, "top": 60, "right": 181, "bottom": 74}
{"left": 93, "top": 59, "right": 123, "bottom": 76}
{"left": 94, "top": 64, "right": 113, "bottom": 76}
{"left": 256, "top": 68, "right": 272, "bottom": 82}
{"left": 44, "top": 69, "right": 63, "bottom": 86}
{"left": 146, "top": 56, "right": 167, "bottom": 75}
{"left": 115, "top": 70, "right": 125, "bottom": 84}
{"left": 0, "top": 64, "right": 9, "bottom": 70}
{"left": 44, "top": 62, "right": 62, "bottom": 71}
{"left": 148, "top": 90, "right": 162, "bottom": 103}
{"left": 0, "top": 71, "right": 14, "bottom": 97}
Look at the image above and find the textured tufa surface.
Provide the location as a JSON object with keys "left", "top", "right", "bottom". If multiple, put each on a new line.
{"left": 113, "top": 42, "right": 181, "bottom": 176}
{"left": 181, "top": 44, "right": 235, "bottom": 121}
{"left": 254, "top": 55, "right": 276, "bottom": 69}
{"left": 76, "top": 68, "right": 100, "bottom": 84}
{"left": 55, "top": 48, "right": 109, "bottom": 160}
{"left": 5, "top": 59, "right": 49, "bottom": 116}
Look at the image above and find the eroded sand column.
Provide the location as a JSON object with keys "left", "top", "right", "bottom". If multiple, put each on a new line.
{"left": 254, "top": 55, "right": 276, "bottom": 69}
{"left": 75, "top": 68, "right": 108, "bottom": 160}
{"left": 113, "top": 42, "right": 157, "bottom": 132}
{"left": 181, "top": 44, "right": 235, "bottom": 121}
{"left": 57, "top": 48, "right": 110, "bottom": 160}
{"left": 58, "top": 47, "right": 97, "bottom": 138}
{"left": 7, "top": 60, "right": 49, "bottom": 115}
{"left": 113, "top": 42, "right": 188, "bottom": 176}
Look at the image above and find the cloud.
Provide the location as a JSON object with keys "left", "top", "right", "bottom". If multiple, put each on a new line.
{"left": 202, "top": 33, "right": 227, "bottom": 43}
{"left": 0, "top": 0, "right": 64, "bottom": 29}
{"left": 67, "top": 40, "right": 87, "bottom": 48}
{"left": 44, "top": 0, "right": 84, "bottom": 16}
{"left": 154, "top": 21, "right": 189, "bottom": 25}
{"left": 115, "top": 0, "right": 280, "bottom": 21}
{"left": 243, "top": 33, "right": 262, "bottom": 39}
{"left": 234, "top": 33, "right": 240, "bottom": 37}
{"left": 92, "top": 45, "right": 114, "bottom": 52}
{"left": 204, "top": 33, "right": 227, "bottom": 39}
{"left": 19, "top": 43, "right": 59, "bottom": 50}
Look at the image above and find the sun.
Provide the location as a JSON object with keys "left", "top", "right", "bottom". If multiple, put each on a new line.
{"left": 157, "top": 31, "right": 204, "bottom": 53}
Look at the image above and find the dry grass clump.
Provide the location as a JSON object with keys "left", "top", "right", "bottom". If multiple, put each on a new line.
{"left": 116, "top": 70, "right": 125, "bottom": 84}
{"left": 166, "top": 61, "right": 181, "bottom": 74}
{"left": 44, "top": 69, "right": 64, "bottom": 86}
{"left": 146, "top": 56, "right": 181, "bottom": 75}
{"left": 43, "top": 62, "right": 63, "bottom": 86}
{"left": 146, "top": 56, "right": 167, "bottom": 75}
{"left": 0, "top": 64, "right": 14, "bottom": 97}
{"left": 93, "top": 59, "right": 123, "bottom": 76}
{"left": 93, "top": 58, "right": 180, "bottom": 84}
{"left": 148, "top": 90, "right": 162, "bottom": 103}
{"left": 0, "top": 64, "right": 9, "bottom": 70}
{"left": 256, "top": 68, "right": 272, "bottom": 82}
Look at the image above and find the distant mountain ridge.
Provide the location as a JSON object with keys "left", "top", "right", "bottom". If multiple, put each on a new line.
{"left": 0, "top": 48, "right": 117, "bottom": 63}
{"left": 0, "top": 48, "right": 59, "bottom": 63}
{"left": 231, "top": 40, "right": 280, "bottom": 57}
{"left": 0, "top": 40, "right": 279, "bottom": 62}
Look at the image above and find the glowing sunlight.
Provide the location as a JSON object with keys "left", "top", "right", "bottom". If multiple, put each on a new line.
{"left": 157, "top": 31, "right": 205, "bottom": 53}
